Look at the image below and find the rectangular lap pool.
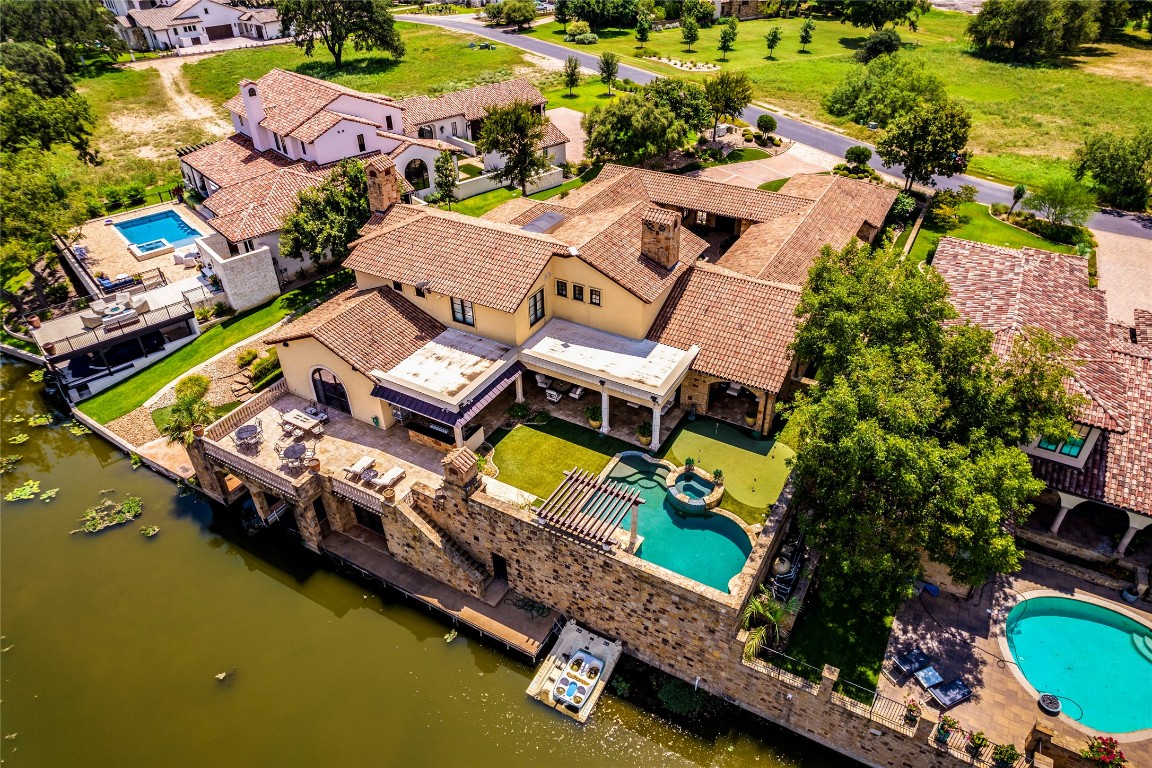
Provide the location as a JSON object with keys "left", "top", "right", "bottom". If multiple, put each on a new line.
{"left": 113, "top": 210, "right": 200, "bottom": 253}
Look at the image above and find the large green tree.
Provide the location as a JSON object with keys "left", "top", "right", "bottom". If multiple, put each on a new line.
{"left": 428, "top": 151, "right": 459, "bottom": 211}
{"left": 823, "top": 53, "right": 946, "bottom": 128}
{"left": 278, "top": 0, "right": 405, "bottom": 67}
{"left": 0, "top": 43, "right": 73, "bottom": 99}
{"left": 643, "top": 77, "right": 710, "bottom": 131}
{"left": 582, "top": 94, "right": 687, "bottom": 163}
{"left": 281, "top": 159, "right": 371, "bottom": 266}
{"left": 841, "top": 0, "right": 930, "bottom": 30}
{"left": 1072, "top": 127, "right": 1152, "bottom": 211}
{"left": 967, "top": 0, "right": 1102, "bottom": 61}
{"left": 0, "top": 67, "right": 95, "bottom": 161}
{"left": 787, "top": 239, "right": 1082, "bottom": 610}
{"left": 0, "top": 0, "right": 125, "bottom": 71}
{"left": 703, "top": 71, "right": 754, "bottom": 138}
{"left": 475, "top": 101, "right": 551, "bottom": 196}
{"left": 598, "top": 51, "right": 619, "bottom": 94}
{"left": 876, "top": 98, "right": 972, "bottom": 189}
{"left": 1022, "top": 176, "right": 1097, "bottom": 226}
{"left": 569, "top": 0, "right": 637, "bottom": 30}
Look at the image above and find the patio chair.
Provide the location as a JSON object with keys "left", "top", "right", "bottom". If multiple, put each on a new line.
{"left": 90, "top": 299, "right": 108, "bottom": 315}
{"left": 80, "top": 311, "right": 103, "bottom": 330}
{"left": 311, "top": 423, "right": 324, "bottom": 437}
{"left": 726, "top": 382, "right": 741, "bottom": 396}
{"left": 173, "top": 252, "right": 184, "bottom": 265}
{"left": 893, "top": 647, "right": 931, "bottom": 677}
{"left": 114, "top": 291, "right": 131, "bottom": 305}
{"left": 74, "top": 245, "right": 89, "bottom": 259}
{"left": 568, "top": 386, "right": 585, "bottom": 400}
{"left": 927, "top": 678, "right": 973, "bottom": 711}
{"left": 535, "top": 373, "right": 552, "bottom": 388}
{"left": 131, "top": 297, "right": 150, "bottom": 313}
{"left": 368, "top": 466, "right": 405, "bottom": 491}
{"left": 545, "top": 389, "right": 562, "bottom": 403}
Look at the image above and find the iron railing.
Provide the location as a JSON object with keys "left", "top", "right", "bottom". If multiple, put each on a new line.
{"left": 204, "top": 440, "right": 297, "bottom": 499}
{"left": 38, "top": 299, "right": 196, "bottom": 357}
{"left": 743, "top": 648, "right": 821, "bottom": 695}
{"left": 831, "top": 677, "right": 916, "bottom": 736}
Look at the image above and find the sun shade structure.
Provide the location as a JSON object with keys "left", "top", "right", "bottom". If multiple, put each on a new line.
{"left": 534, "top": 468, "right": 643, "bottom": 550}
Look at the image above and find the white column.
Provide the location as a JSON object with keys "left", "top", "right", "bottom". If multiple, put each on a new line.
{"left": 1049, "top": 506, "right": 1071, "bottom": 535}
{"left": 514, "top": 373, "right": 524, "bottom": 403}
{"left": 453, "top": 424, "right": 464, "bottom": 448}
{"left": 1116, "top": 525, "right": 1138, "bottom": 558}
{"left": 650, "top": 403, "right": 662, "bottom": 452}
{"left": 600, "top": 388, "right": 610, "bottom": 434}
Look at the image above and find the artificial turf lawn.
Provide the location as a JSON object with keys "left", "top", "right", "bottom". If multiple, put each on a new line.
{"left": 78, "top": 271, "right": 352, "bottom": 425}
{"left": 757, "top": 177, "right": 789, "bottom": 192}
{"left": 658, "top": 418, "right": 794, "bottom": 524}
{"left": 907, "top": 201, "right": 1077, "bottom": 264}
{"left": 450, "top": 166, "right": 603, "bottom": 217}
{"left": 488, "top": 418, "right": 633, "bottom": 499}
{"left": 524, "top": 14, "right": 1152, "bottom": 190}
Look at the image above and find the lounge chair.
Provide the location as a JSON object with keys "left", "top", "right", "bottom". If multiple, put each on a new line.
{"left": 131, "top": 296, "right": 150, "bottom": 313}
{"left": 343, "top": 455, "right": 375, "bottom": 477}
{"left": 568, "top": 385, "right": 585, "bottom": 400}
{"left": 114, "top": 291, "right": 131, "bottom": 305}
{"left": 74, "top": 245, "right": 89, "bottom": 258}
{"left": 89, "top": 300, "right": 108, "bottom": 315}
{"left": 535, "top": 373, "right": 552, "bottom": 388}
{"left": 545, "top": 389, "right": 561, "bottom": 403}
{"left": 928, "top": 679, "right": 973, "bottom": 710}
{"left": 368, "top": 466, "right": 405, "bottom": 491}
{"left": 893, "top": 648, "right": 931, "bottom": 677}
{"left": 80, "top": 311, "right": 103, "bottom": 329}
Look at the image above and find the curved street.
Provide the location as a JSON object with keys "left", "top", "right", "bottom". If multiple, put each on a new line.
{"left": 400, "top": 13, "right": 1151, "bottom": 237}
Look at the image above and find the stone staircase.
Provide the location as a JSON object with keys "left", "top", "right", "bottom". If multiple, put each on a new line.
{"left": 229, "top": 374, "right": 254, "bottom": 402}
{"left": 410, "top": 504, "right": 491, "bottom": 590}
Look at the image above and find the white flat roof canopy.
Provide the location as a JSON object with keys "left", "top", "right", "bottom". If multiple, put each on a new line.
{"left": 371, "top": 329, "right": 516, "bottom": 408}
{"left": 520, "top": 319, "right": 698, "bottom": 402}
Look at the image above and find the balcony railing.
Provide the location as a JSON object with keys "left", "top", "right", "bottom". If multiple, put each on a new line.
{"left": 331, "top": 475, "right": 384, "bottom": 511}
{"left": 39, "top": 299, "right": 197, "bottom": 357}
{"left": 204, "top": 440, "right": 298, "bottom": 499}
{"left": 205, "top": 380, "right": 288, "bottom": 440}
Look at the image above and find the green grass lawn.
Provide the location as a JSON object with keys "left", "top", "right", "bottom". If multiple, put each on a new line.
{"left": 184, "top": 22, "right": 533, "bottom": 107}
{"left": 757, "top": 177, "right": 790, "bottom": 192}
{"left": 701, "top": 146, "right": 771, "bottom": 168}
{"left": 525, "top": 14, "right": 1152, "bottom": 189}
{"left": 907, "top": 201, "right": 1077, "bottom": 264}
{"left": 78, "top": 271, "right": 352, "bottom": 425}
{"left": 786, "top": 582, "right": 894, "bottom": 697}
{"left": 151, "top": 400, "right": 241, "bottom": 430}
{"left": 489, "top": 418, "right": 633, "bottom": 498}
{"left": 450, "top": 166, "right": 603, "bottom": 217}
{"left": 541, "top": 79, "right": 623, "bottom": 114}
{"left": 658, "top": 418, "right": 794, "bottom": 524}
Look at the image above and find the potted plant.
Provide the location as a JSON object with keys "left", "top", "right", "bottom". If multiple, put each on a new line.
{"left": 1081, "top": 736, "right": 1127, "bottom": 767}
{"left": 159, "top": 394, "right": 215, "bottom": 445}
{"left": 904, "top": 698, "right": 921, "bottom": 725}
{"left": 585, "top": 404, "right": 602, "bottom": 429}
{"left": 29, "top": 314, "right": 41, "bottom": 329}
{"left": 968, "top": 731, "right": 989, "bottom": 755}
{"left": 684, "top": 456, "right": 695, "bottom": 471}
{"left": 991, "top": 743, "right": 1021, "bottom": 768}
{"left": 743, "top": 407, "right": 757, "bottom": 427}
{"left": 636, "top": 420, "right": 652, "bottom": 447}
{"left": 712, "top": 468, "right": 723, "bottom": 484}
{"left": 935, "top": 715, "right": 958, "bottom": 743}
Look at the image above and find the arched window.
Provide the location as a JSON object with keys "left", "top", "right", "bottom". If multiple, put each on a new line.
{"left": 312, "top": 368, "right": 350, "bottom": 414}
{"left": 405, "top": 158, "right": 430, "bottom": 192}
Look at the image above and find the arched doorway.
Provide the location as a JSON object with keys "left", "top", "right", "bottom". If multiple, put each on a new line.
{"left": 312, "top": 368, "right": 350, "bottom": 414}
{"left": 405, "top": 158, "right": 429, "bottom": 191}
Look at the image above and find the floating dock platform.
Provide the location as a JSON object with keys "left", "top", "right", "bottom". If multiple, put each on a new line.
{"left": 526, "top": 622, "right": 622, "bottom": 723}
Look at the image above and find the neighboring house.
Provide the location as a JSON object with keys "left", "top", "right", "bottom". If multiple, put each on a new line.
{"left": 933, "top": 237, "right": 1152, "bottom": 558}
{"left": 177, "top": 69, "right": 570, "bottom": 303}
{"left": 104, "top": 0, "right": 281, "bottom": 51}
{"left": 258, "top": 163, "right": 895, "bottom": 454}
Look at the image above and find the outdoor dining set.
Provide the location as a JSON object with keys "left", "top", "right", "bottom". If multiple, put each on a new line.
{"left": 79, "top": 293, "right": 151, "bottom": 330}
{"left": 536, "top": 373, "right": 585, "bottom": 404}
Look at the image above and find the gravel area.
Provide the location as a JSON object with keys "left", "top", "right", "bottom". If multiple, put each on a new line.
{"left": 106, "top": 406, "right": 163, "bottom": 446}
{"left": 149, "top": 336, "right": 269, "bottom": 410}
{"left": 1093, "top": 229, "right": 1152, "bottom": 324}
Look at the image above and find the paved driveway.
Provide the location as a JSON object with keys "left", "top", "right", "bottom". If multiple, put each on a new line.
{"left": 546, "top": 107, "right": 586, "bottom": 162}
{"left": 1093, "top": 229, "right": 1152, "bottom": 324}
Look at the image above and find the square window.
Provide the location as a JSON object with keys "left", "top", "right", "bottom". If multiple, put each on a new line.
{"left": 452, "top": 297, "right": 475, "bottom": 327}
{"left": 572, "top": 284, "right": 584, "bottom": 302}
{"left": 415, "top": 285, "right": 426, "bottom": 298}
{"left": 1059, "top": 425, "right": 1090, "bottom": 457}
{"left": 392, "top": 281, "right": 403, "bottom": 292}
{"left": 556, "top": 279, "right": 568, "bottom": 298}
{"left": 589, "top": 288, "right": 601, "bottom": 306}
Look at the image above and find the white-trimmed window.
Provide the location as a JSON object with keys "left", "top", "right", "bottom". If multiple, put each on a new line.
{"left": 451, "top": 297, "right": 475, "bottom": 327}
{"left": 1038, "top": 424, "right": 1091, "bottom": 458}
{"left": 589, "top": 288, "right": 601, "bottom": 306}
{"left": 528, "top": 288, "right": 545, "bottom": 326}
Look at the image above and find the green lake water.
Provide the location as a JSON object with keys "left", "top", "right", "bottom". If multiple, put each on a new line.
{"left": 0, "top": 357, "right": 845, "bottom": 767}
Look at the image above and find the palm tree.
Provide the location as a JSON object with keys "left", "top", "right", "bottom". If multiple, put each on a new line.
{"left": 741, "top": 586, "right": 799, "bottom": 662}
{"left": 160, "top": 394, "right": 216, "bottom": 445}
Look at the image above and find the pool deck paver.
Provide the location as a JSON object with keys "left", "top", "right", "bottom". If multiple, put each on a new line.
{"left": 75, "top": 202, "right": 214, "bottom": 287}
{"left": 879, "top": 558, "right": 1152, "bottom": 761}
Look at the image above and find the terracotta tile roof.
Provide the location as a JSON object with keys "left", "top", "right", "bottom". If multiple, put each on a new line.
{"left": 398, "top": 79, "right": 547, "bottom": 132}
{"left": 538, "top": 119, "right": 569, "bottom": 150}
{"left": 293, "top": 109, "right": 380, "bottom": 144}
{"left": 344, "top": 206, "right": 566, "bottom": 313}
{"left": 128, "top": 0, "right": 200, "bottom": 28}
{"left": 239, "top": 7, "right": 279, "bottom": 23}
{"left": 204, "top": 164, "right": 332, "bottom": 241}
{"left": 265, "top": 287, "right": 445, "bottom": 374}
{"left": 378, "top": 131, "right": 461, "bottom": 155}
{"left": 933, "top": 237, "right": 1129, "bottom": 433}
{"left": 647, "top": 265, "right": 802, "bottom": 392}
{"left": 181, "top": 134, "right": 296, "bottom": 189}
{"left": 716, "top": 175, "right": 897, "bottom": 286}
{"left": 223, "top": 69, "right": 395, "bottom": 139}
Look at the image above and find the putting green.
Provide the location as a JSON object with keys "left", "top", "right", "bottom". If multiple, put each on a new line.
{"left": 659, "top": 418, "right": 794, "bottom": 511}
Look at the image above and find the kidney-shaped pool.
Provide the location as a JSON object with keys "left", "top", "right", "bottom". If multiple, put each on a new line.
{"left": 1004, "top": 595, "right": 1152, "bottom": 734}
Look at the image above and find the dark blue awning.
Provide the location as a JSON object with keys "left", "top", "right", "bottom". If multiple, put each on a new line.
{"left": 371, "top": 362, "right": 524, "bottom": 428}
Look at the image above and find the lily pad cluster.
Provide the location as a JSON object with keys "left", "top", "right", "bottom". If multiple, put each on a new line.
{"left": 72, "top": 496, "right": 143, "bottom": 534}
{"left": 27, "top": 413, "right": 52, "bottom": 427}
{"left": 27, "top": 369, "right": 45, "bottom": 383}
{"left": 139, "top": 525, "right": 159, "bottom": 537}
{"left": 0, "top": 455, "right": 21, "bottom": 474}
{"left": 5, "top": 480, "right": 40, "bottom": 501}
{"left": 66, "top": 422, "right": 92, "bottom": 436}
{"left": 7, "top": 434, "right": 29, "bottom": 445}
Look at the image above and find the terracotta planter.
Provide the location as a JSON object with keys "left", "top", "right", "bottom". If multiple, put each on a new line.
{"left": 305, "top": 457, "right": 320, "bottom": 471}
{"left": 744, "top": 415, "right": 756, "bottom": 427}
{"left": 191, "top": 424, "right": 205, "bottom": 437}
{"left": 382, "top": 487, "right": 396, "bottom": 504}
{"left": 588, "top": 419, "right": 602, "bottom": 430}
{"left": 29, "top": 316, "right": 41, "bottom": 329}
{"left": 43, "top": 342, "right": 56, "bottom": 355}
{"left": 637, "top": 434, "right": 652, "bottom": 447}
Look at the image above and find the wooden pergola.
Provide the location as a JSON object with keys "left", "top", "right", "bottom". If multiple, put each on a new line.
{"left": 534, "top": 468, "right": 643, "bottom": 550}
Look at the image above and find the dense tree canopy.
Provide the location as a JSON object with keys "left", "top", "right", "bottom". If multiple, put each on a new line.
{"left": 1022, "top": 176, "right": 1098, "bottom": 226}
{"left": 0, "top": 43, "right": 73, "bottom": 99}
{"left": 875, "top": 97, "right": 971, "bottom": 189}
{"left": 787, "top": 239, "right": 1082, "bottom": 610}
{"left": 281, "top": 159, "right": 371, "bottom": 266}
{"left": 644, "top": 77, "right": 710, "bottom": 131}
{"left": 1072, "top": 127, "right": 1152, "bottom": 211}
{"left": 966, "top": 0, "right": 1102, "bottom": 61}
{"left": 583, "top": 95, "right": 687, "bottom": 163}
{"left": 854, "top": 28, "right": 902, "bottom": 62}
{"left": 475, "top": 101, "right": 551, "bottom": 196}
{"left": 0, "top": 67, "right": 95, "bottom": 161}
{"left": 823, "top": 53, "right": 946, "bottom": 128}
{"left": 0, "top": 0, "right": 125, "bottom": 71}
{"left": 278, "top": 0, "right": 405, "bottom": 67}
{"left": 568, "top": 0, "right": 637, "bottom": 30}
{"left": 841, "top": 0, "right": 930, "bottom": 30}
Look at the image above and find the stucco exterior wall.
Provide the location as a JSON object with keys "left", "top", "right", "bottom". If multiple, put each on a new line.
{"left": 278, "top": 336, "right": 395, "bottom": 429}
{"left": 550, "top": 257, "right": 673, "bottom": 340}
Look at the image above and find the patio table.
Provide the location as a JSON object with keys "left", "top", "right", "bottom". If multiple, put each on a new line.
{"left": 282, "top": 443, "right": 306, "bottom": 461}
{"left": 551, "top": 380, "right": 573, "bottom": 394}
{"left": 282, "top": 409, "right": 320, "bottom": 431}
{"left": 914, "top": 666, "right": 944, "bottom": 690}
{"left": 236, "top": 424, "right": 260, "bottom": 445}
{"left": 360, "top": 468, "right": 379, "bottom": 484}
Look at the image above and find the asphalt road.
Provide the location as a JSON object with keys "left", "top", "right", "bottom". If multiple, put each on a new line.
{"left": 401, "top": 13, "right": 1151, "bottom": 238}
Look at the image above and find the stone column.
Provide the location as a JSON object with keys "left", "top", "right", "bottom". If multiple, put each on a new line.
{"left": 1048, "top": 505, "right": 1071, "bottom": 535}
{"left": 453, "top": 423, "right": 464, "bottom": 448}
{"left": 600, "top": 388, "right": 610, "bottom": 434}
{"left": 249, "top": 486, "right": 272, "bottom": 520}
{"left": 1116, "top": 525, "right": 1139, "bottom": 557}
{"left": 186, "top": 437, "right": 230, "bottom": 504}
{"left": 818, "top": 664, "right": 839, "bottom": 700}
{"left": 651, "top": 403, "right": 662, "bottom": 452}
{"left": 321, "top": 489, "right": 356, "bottom": 533}
{"left": 514, "top": 373, "right": 524, "bottom": 404}
{"left": 292, "top": 501, "right": 323, "bottom": 553}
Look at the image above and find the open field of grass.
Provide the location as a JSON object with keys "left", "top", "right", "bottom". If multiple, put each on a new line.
{"left": 526, "top": 13, "right": 1152, "bottom": 189}
{"left": 541, "top": 78, "right": 623, "bottom": 113}
{"left": 184, "top": 22, "right": 535, "bottom": 107}
{"left": 907, "top": 202, "right": 1077, "bottom": 264}
{"left": 78, "top": 272, "right": 351, "bottom": 424}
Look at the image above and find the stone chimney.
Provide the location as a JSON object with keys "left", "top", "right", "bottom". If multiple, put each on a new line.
{"left": 238, "top": 78, "right": 268, "bottom": 150}
{"left": 641, "top": 206, "right": 681, "bottom": 269}
{"left": 365, "top": 157, "right": 402, "bottom": 212}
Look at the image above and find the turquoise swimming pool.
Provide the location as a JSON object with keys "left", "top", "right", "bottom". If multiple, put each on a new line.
{"left": 606, "top": 454, "right": 751, "bottom": 592}
{"left": 1005, "top": 596, "right": 1152, "bottom": 733}
{"left": 114, "top": 210, "right": 199, "bottom": 251}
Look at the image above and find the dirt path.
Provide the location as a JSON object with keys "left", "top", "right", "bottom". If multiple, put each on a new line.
{"left": 126, "top": 56, "right": 231, "bottom": 137}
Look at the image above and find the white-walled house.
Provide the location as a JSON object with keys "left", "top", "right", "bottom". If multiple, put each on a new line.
{"left": 105, "top": 0, "right": 280, "bottom": 51}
